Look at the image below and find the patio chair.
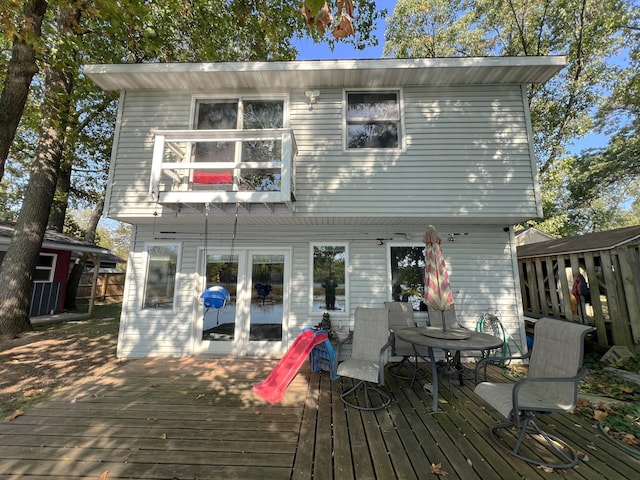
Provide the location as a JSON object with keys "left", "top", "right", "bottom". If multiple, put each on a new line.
{"left": 336, "top": 307, "right": 393, "bottom": 411}
{"left": 384, "top": 301, "right": 428, "bottom": 383}
{"left": 474, "top": 318, "right": 595, "bottom": 469}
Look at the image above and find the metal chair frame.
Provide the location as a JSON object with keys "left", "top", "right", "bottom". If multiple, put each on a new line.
{"left": 337, "top": 307, "right": 393, "bottom": 411}
{"left": 474, "top": 318, "right": 595, "bottom": 469}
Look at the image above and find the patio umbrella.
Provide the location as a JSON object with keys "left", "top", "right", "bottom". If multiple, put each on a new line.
{"left": 424, "top": 225, "right": 454, "bottom": 332}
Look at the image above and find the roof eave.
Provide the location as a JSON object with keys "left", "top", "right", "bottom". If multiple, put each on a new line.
{"left": 83, "top": 56, "right": 567, "bottom": 91}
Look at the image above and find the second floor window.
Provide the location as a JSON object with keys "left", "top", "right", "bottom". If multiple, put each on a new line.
{"left": 346, "top": 91, "right": 401, "bottom": 149}
{"left": 193, "top": 98, "right": 285, "bottom": 190}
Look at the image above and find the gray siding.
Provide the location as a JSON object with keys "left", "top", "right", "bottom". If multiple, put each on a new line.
{"left": 105, "top": 85, "right": 539, "bottom": 223}
{"left": 117, "top": 224, "right": 525, "bottom": 358}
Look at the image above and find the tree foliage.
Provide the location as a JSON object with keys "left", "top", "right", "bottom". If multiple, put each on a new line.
{"left": 384, "top": 0, "right": 639, "bottom": 235}
{"left": 0, "top": 0, "right": 381, "bottom": 336}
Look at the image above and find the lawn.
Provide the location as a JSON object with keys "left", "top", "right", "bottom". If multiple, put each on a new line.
{"left": 0, "top": 303, "right": 124, "bottom": 420}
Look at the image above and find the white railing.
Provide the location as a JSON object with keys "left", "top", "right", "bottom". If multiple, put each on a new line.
{"left": 149, "top": 128, "right": 296, "bottom": 205}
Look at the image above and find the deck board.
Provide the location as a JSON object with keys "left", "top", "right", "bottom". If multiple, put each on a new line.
{"left": 0, "top": 357, "right": 639, "bottom": 479}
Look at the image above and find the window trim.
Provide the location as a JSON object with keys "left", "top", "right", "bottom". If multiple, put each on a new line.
{"left": 309, "top": 243, "right": 349, "bottom": 318}
{"left": 33, "top": 253, "right": 57, "bottom": 283}
{"left": 343, "top": 89, "right": 404, "bottom": 151}
{"left": 189, "top": 94, "right": 290, "bottom": 129}
{"left": 141, "top": 242, "right": 181, "bottom": 311}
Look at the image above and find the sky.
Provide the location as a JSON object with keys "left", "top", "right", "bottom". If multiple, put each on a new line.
{"left": 294, "top": 1, "right": 394, "bottom": 60}
{"left": 293, "top": 0, "right": 615, "bottom": 154}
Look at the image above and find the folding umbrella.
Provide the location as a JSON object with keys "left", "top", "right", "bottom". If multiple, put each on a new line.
{"left": 424, "top": 225, "right": 454, "bottom": 333}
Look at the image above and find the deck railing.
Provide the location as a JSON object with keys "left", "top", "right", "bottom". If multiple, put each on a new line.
{"left": 149, "top": 128, "right": 296, "bottom": 206}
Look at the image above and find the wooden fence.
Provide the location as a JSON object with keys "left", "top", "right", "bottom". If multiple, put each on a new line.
{"left": 518, "top": 243, "right": 640, "bottom": 350}
{"left": 78, "top": 272, "right": 125, "bottom": 302}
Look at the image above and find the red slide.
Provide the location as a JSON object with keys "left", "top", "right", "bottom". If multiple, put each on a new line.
{"left": 253, "top": 329, "right": 329, "bottom": 404}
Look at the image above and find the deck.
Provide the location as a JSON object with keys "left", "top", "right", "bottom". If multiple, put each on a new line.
{"left": 0, "top": 358, "right": 638, "bottom": 479}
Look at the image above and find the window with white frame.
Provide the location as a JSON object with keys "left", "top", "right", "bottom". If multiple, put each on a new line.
{"left": 193, "top": 97, "right": 286, "bottom": 191}
{"left": 143, "top": 244, "right": 179, "bottom": 309}
{"left": 311, "top": 244, "right": 347, "bottom": 313}
{"left": 346, "top": 91, "right": 401, "bottom": 149}
{"left": 33, "top": 253, "right": 57, "bottom": 283}
{"left": 389, "top": 246, "right": 427, "bottom": 311}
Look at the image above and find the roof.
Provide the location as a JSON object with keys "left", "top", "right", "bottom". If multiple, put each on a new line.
{"left": 83, "top": 56, "right": 566, "bottom": 91}
{"left": 514, "top": 227, "right": 556, "bottom": 246}
{"left": 0, "top": 220, "right": 110, "bottom": 255}
{"left": 517, "top": 225, "right": 640, "bottom": 258}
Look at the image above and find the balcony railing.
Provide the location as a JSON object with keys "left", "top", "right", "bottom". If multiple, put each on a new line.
{"left": 149, "top": 129, "right": 296, "bottom": 209}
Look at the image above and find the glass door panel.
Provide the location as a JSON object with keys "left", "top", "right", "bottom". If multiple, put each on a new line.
{"left": 249, "top": 254, "right": 285, "bottom": 342}
{"left": 202, "top": 253, "right": 238, "bottom": 342}
{"left": 198, "top": 248, "right": 288, "bottom": 357}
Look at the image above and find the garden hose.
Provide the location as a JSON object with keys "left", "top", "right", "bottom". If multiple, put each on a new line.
{"left": 475, "top": 308, "right": 524, "bottom": 363}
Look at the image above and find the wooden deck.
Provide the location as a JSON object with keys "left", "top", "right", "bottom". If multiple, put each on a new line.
{"left": 0, "top": 357, "right": 638, "bottom": 479}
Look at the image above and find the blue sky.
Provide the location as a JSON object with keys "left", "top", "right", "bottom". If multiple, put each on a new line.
{"left": 294, "top": 1, "right": 393, "bottom": 60}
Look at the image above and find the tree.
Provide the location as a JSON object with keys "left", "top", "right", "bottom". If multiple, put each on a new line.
{"left": 0, "top": 0, "right": 382, "bottom": 336}
{"left": 0, "top": 0, "right": 48, "bottom": 181}
{"left": 64, "top": 199, "right": 103, "bottom": 311}
{"left": 383, "top": 0, "right": 638, "bottom": 235}
{"left": 0, "top": 4, "right": 77, "bottom": 336}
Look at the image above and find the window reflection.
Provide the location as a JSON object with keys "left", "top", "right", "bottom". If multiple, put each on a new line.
{"left": 143, "top": 245, "right": 178, "bottom": 309}
{"left": 347, "top": 91, "right": 400, "bottom": 149}
{"left": 390, "top": 246, "right": 426, "bottom": 311}
{"left": 312, "top": 245, "right": 346, "bottom": 312}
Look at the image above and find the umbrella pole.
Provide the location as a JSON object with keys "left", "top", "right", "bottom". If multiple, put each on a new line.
{"left": 441, "top": 310, "right": 447, "bottom": 332}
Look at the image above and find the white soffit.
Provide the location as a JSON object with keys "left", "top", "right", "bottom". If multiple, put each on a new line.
{"left": 84, "top": 56, "right": 566, "bottom": 91}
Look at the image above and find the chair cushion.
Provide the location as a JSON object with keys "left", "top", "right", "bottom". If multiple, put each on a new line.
{"left": 475, "top": 381, "right": 576, "bottom": 420}
{"left": 193, "top": 171, "right": 233, "bottom": 184}
{"left": 474, "top": 382, "right": 515, "bottom": 418}
{"left": 337, "top": 359, "right": 380, "bottom": 384}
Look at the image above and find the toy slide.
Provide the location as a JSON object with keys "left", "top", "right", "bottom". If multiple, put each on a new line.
{"left": 252, "top": 328, "right": 329, "bottom": 404}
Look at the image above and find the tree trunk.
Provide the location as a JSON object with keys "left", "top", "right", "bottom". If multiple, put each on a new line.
{"left": 0, "top": 0, "right": 48, "bottom": 181}
{"left": 64, "top": 198, "right": 104, "bottom": 311}
{"left": 0, "top": 61, "right": 74, "bottom": 336}
{"left": 48, "top": 154, "right": 72, "bottom": 231}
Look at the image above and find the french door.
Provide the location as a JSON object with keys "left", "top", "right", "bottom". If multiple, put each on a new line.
{"left": 196, "top": 248, "right": 290, "bottom": 357}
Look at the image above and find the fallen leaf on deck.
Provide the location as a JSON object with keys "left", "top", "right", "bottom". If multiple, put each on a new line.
{"left": 160, "top": 433, "right": 167, "bottom": 439}
{"left": 4, "top": 409, "right": 25, "bottom": 421}
{"left": 99, "top": 470, "right": 109, "bottom": 478}
{"left": 429, "top": 463, "right": 448, "bottom": 476}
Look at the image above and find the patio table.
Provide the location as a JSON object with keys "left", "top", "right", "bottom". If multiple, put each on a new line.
{"left": 395, "top": 327, "right": 503, "bottom": 411}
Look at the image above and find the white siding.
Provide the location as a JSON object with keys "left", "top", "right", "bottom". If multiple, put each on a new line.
{"left": 105, "top": 85, "right": 539, "bottom": 224}
{"left": 117, "top": 224, "right": 525, "bottom": 359}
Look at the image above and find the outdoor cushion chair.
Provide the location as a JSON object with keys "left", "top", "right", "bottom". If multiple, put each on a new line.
{"left": 336, "top": 307, "right": 393, "bottom": 411}
{"left": 384, "top": 301, "right": 428, "bottom": 383}
{"left": 474, "top": 317, "right": 595, "bottom": 469}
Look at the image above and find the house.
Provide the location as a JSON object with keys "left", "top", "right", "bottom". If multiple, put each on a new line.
{"left": 0, "top": 220, "right": 110, "bottom": 316}
{"left": 84, "top": 56, "right": 565, "bottom": 359}
{"left": 514, "top": 226, "right": 556, "bottom": 246}
{"left": 517, "top": 224, "right": 640, "bottom": 350}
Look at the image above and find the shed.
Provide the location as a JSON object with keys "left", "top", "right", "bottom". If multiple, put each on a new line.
{"left": 517, "top": 225, "right": 640, "bottom": 350}
{"left": 0, "top": 220, "right": 110, "bottom": 317}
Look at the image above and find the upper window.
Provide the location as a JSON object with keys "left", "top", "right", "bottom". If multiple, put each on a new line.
{"left": 346, "top": 91, "right": 401, "bottom": 149}
{"left": 193, "top": 98, "right": 285, "bottom": 190}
